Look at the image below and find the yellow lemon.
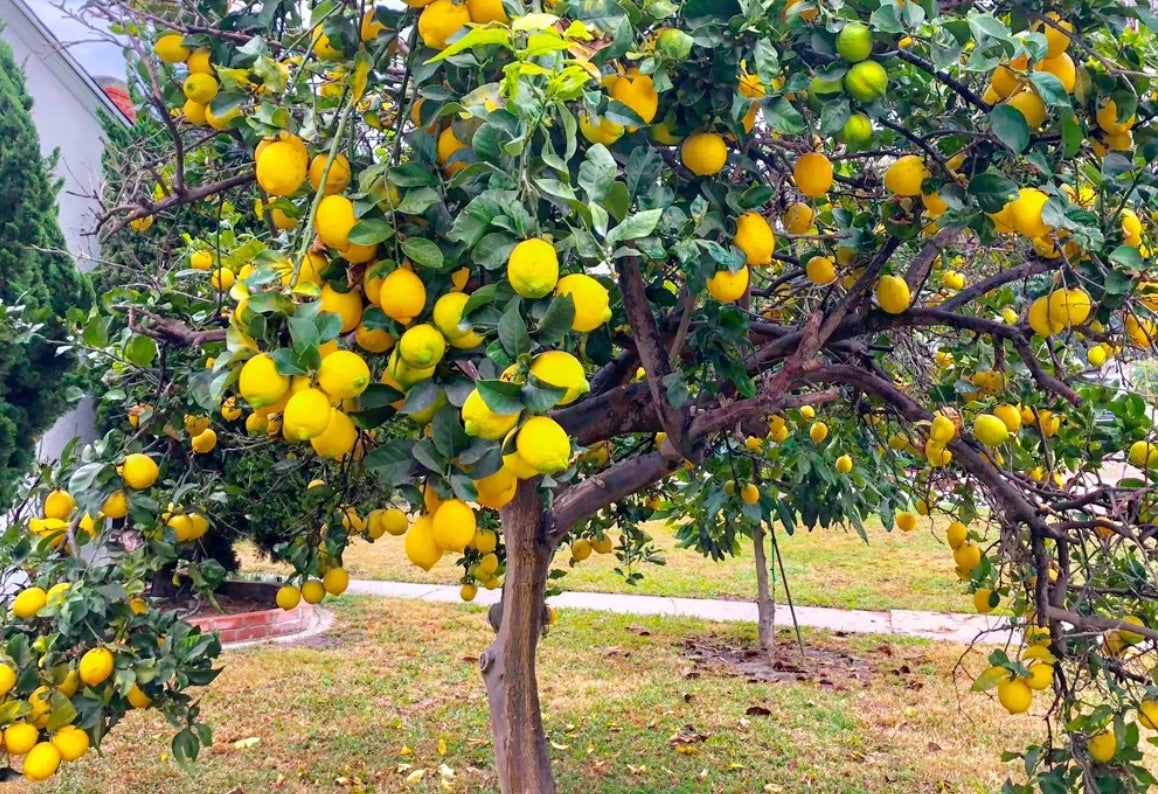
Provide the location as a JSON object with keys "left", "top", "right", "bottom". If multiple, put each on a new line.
{"left": 555, "top": 273, "right": 612, "bottom": 332}
{"left": 809, "top": 421, "right": 828, "bottom": 443}
{"left": 315, "top": 194, "right": 357, "bottom": 250}
{"left": 191, "top": 428, "right": 217, "bottom": 454}
{"left": 579, "top": 114, "right": 624, "bottom": 145}
{"left": 608, "top": 70, "right": 658, "bottom": 127}
{"left": 1007, "top": 89, "right": 1046, "bottom": 130}
{"left": 884, "top": 155, "right": 927, "bottom": 196}
{"left": 11, "top": 587, "right": 46, "bottom": 618}
{"left": 310, "top": 409, "right": 358, "bottom": 461}
{"left": 432, "top": 499, "right": 477, "bottom": 552}
{"left": 844, "top": 59, "right": 888, "bottom": 102}
{"left": 308, "top": 153, "right": 352, "bottom": 195}
{"left": 398, "top": 324, "right": 447, "bottom": 369}
{"left": 418, "top": 0, "right": 470, "bottom": 49}
{"left": 121, "top": 453, "right": 159, "bottom": 490}
{"left": 405, "top": 515, "right": 442, "bottom": 570}
{"left": 43, "top": 489, "right": 75, "bottom": 520}
{"left": 835, "top": 454, "right": 853, "bottom": 473}
{"left": 997, "top": 677, "right": 1032, "bottom": 714}
{"left": 437, "top": 126, "right": 469, "bottom": 175}
{"left": 530, "top": 351, "right": 590, "bottom": 405}
{"left": 256, "top": 141, "right": 307, "bottom": 197}
{"left": 507, "top": 238, "right": 559, "bottom": 299}
{"left": 78, "top": 647, "right": 114, "bottom": 686}
{"left": 126, "top": 685, "right": 152, "bottom": 710}
{"left": 462, "top": 389, "right": 521, "bottom": 440}
{"left": 22, "top": 742, "right": 61, "bottom": 781}
{"left": 276, "top": 585, "right": 301, "bottom": 611}
{"left": 318, "top": 350, "right": 372, "bottom": 399}
{"left": 239, "top": 353, "right": 290, "bottom": 409}
{"left": 516, "top": 416, "right": 572, "bottom": 475}
{"left": 974, "top": 414, "right": 1009, "bottom": 447}
{"left": 466, "top": 0, "right": 508, "bottom": 23}
{"left": 794, "top": 152, "right": 833, "bottom": 197}
{"left": 323, "top": 567, "right": 349, "bottom": 596}
{"left": 783, "top": 202, "right": 813, "bottom": 235}
{"left": 474, "top": 468, "right": 518, "bottom": 510}
{"left": 681, "top": 132, "right": 728, "bottom": 176}
{"left": 946, "top": 521, "right": 968, "bottom": 549}
{"left": 875, "top": 275, "right": 910, "bottom": 314}
{"left": 51, "top": 725, "right": 91, "bottom": 760}
{"left": 707, "top": 267, "right": 749, "bottom": 303}
{"left": 806, "top": 255, "right": 836, "bottom": 285}
{"left": 182, "top": 73, "right": 218, "bottom": 104}
{"left": 153, "top": 33, "right": 190, "bottom": 63}
{"left": 379, "top": 267, "right": 427, "bottom": 324}
{"left": 1087, "top": 731, "right": 1116, "bottom": 764}
{"left": 733, "top": 212, "right": 775, "bottom": 266}
{"left": 301, "top": 580, "right": 325, "bottom": 604}
{"left": 282, "top": 388, "right": 332, "bottom": 441}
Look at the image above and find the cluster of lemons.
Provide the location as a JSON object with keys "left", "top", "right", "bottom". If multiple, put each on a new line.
{"left": 4, "top": 602, "right": 151, "bottom": 781}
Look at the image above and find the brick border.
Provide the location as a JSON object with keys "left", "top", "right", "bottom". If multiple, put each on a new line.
{"left": 187, "top": 581, "right": 315, "bottom": 645}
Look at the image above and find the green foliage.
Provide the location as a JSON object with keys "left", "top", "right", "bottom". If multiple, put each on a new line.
{"left": 0, "top": 33, "right": 92, "bottom": 508}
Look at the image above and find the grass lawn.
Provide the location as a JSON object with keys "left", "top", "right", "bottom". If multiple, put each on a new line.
{"left": 33, "top": 596, "right": 1037, "bottom": 794}
{"left": 238, "top": 516, "right": 975, "bottom": 614}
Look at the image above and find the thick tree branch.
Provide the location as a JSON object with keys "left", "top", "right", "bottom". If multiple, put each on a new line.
{"left": 101, "top": 172, "right": 256, "bottom": 237}
{"left": 616, "top": 257, "right": 697, "bottom": 459}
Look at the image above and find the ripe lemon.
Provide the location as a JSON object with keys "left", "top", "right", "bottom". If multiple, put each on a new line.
{"left": 309, "top": 153, "right": 351, "bottom": 195}
{"left": 23, "top": 742, "right": 61, "bottom": 781}
{"left": 5, "top": 722, "right": 38, "bottom": 756}
{"left": 555, "top": 273, "right": 612, "bottom": 332}
{"left": 794, "top": 152, "right": 833, "bottom": 197}
{"left": 884, "top": 155, "right": 927, "bottom": 196}
{"left": 462, "top": 389, "right": 521, "bottom": 440}
{"left": 946, "top": 521, "right": 967, "bottom": 549}
{"left": 580, "top": 114, "right": 624, "bottom": 145}
{"left": 205, "top": 103, "right": 240, "bottom": 131}
{"left": 466, "top": 0, "right": 508, "bottom": 23}
{"left": 1028, "top": 296, "right": 1061, "bottom": 336}
{"left": 809, "top": 421, "right": 828, "bottom": 443}
{"left": 974, "top": 414, "right": 1009, "bottom": 447}
{"left": 608, "top": 70, "right": 659, "bottom": 127}
{"left": 153, "top": 33, "right": 190, "bottom": 63}
{"left": 503, "top": 449, "right": 541, "bottom": 479}
{"left": 371, "top": 508, "right": 407, "bottom": 539}
{"left": 191, "top": 428, "right": 217, "bottom": 454}
{"left": 239, "top": 353, "right": 290, "bottom": 409}
{"left": 78, "top": 647, "right": 114, "bottom": 686}
{"left": 461, "top": 584, "right": 479, "bottom": 602}
{"left": 1138, "top": 701, "right": 1158, "bottom": 730}
{"left": 323, "top": 567, "right": 349, "bottom": 596}
{"left": 379, "top": 267, "right": 427, "bottom": 324}
{"left": 806, "top": 256, "right": 836, "bottom": 285}
{"left": 405, "top": 515, "right": 442, "bottom": 570}
{"left": 1128, "top": 440, "right": 1158, "bottom": 468}
{"left": 707, "top": 266, "right": 749, "bottom": 302}
{"left": 1037, "top": 12, "right": 1072, "bottom": 58}
{"left": 997, "top": 677, "right": 1032, "bottom": 714}
{"left": 433, "top": 499, "right": 477, "bottom": 552}
{"left": 283, "top": 388, "right": 333, "bottom": 441}
{"left": 0, "top": 664, "right": 15, "bottom": 698}
{"left": 310, "top": 409, "right": 358, "bottom": 461}
{"left": 1007, "top": 89, "right": 1046, "bottom": 131}
{"left": 836, "top": 21, "right": 873, "bottom": 63}
{"left": 735, "top": 483, "right": 757, "bottom": 505}
{"left": 923, "top": 191, "right": 949, "bottom": 218}
{"left": 896, "top": 511, "right": 917, "bottom": 532}
{"left": 126, "top": 685, "right": 152, "bottom": 709}
{"left": 835, "top": 454, "right": 853, "bottom": 473}
{"left": 318, "top": 350, "right": 372, "bottom": 398}
{"left": 530, "top": 351, "right": 590, "bottom": 405}
{"left": 733, "top": 213, "right": 775, "bottom": 266}
{"left": 430, "top": 292, "right": 483, "bottom": 348}
{"left": 315, "top": 194, "right": 357, "bottom": 250}
{"left": 1047, "top": 288, "right": 1091, "bottom": 328}
{"left": 183, "top": 100, "right": 207, "bottom": 125}
{"left": 319, "top": 286, "right": 365, "bottom": 337}
{"left": 875, "top": 275, "right": 910, "bottom": 314}
{"left": 783, "top": 202, "right": 813, "bottom": 235}
{"left": 210, "top": 267, "right": 234, "bottom": 290}
{"left": 516, "top": 416, "right": 572, "bottom": 475}
{"left": 930, "top": 414, "right": 956, "bottom": 443}
{"left": 973, "top": 588, "right": 996, "bottom": 613}
{"left": 186, "top": 48, "right": 212, "bottom": 74}
{"left": 681, "top": 132, "right": 728, "bottom": 176}
{"left": 311, "top": 27, "right": 343, "bottom": 59}
{"left": 418, "top": 0, "right": 470, "bottom": 49}
{"left": 1024, "top": 662, "right": 1053, "bottom": 691}
{"left": 11, "top": 587, "right": 46, "bottom": 619}
{"left": 183, "top": 73, "right": 218, "bottom": 104}
{"left": 398, "top": 324, "right": 447, "bottom": 369}
{"left": 437, "top": 126, "right": 469, "bottom": 175}
{"left": 276, "top": 585, "right": 300, "bottom": 610}
{"left": 953, "top": 543, "right": 981, "bottom": 572}
{"left": 507, "top": 238, "right": 559, "bottom": 299}
{"left": 256, "top": 141, "right": 307, "bottom": 197}
{"left": 51, "top": 725, "right": 90, "bottom": 761}
{"left": 43, "top": 489, "right": 75, "bottom": 520}
{"left": 475, "top": 468, "right": 518, "bottom": 510}
{"left": 1087, "top": 730, "right": 1116, "bottom": 763}
{"left": 1035, "top": 53, "right": 1076, "bottom": 93}
{"left": 844, "top": 60, "right": 888, "bottom": 102}
{"left": 301, "top": 580, "right": 325, "bottom": 604}
{"left": 122, "top": 453, "right": 159, "bottom": 490}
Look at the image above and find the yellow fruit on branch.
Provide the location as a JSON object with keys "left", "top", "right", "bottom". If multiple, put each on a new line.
{"left": 973, "top": 413, "right": 1009, "bottom": 447}
{"left": 809, "top": 421, "right": 828, "bottom": 443}
{"left": 182, "top": 73, "right": 218, "bottom": 104}
{"left": 530, "top": 351, "right": 590, "bottom": 405}
{"left": 282, "top": 388, "right": 333, "bottom": 441}
{"left": 418, "top": 0, "right": 470, "bottom": 50}
{"left": 310, "top": 409, "right": 358, "bottom": 461}
{"left": 794, "top": 152, "right": 833, "bottom": 198}
{"left": 707, "top": 267, "right": 749, "bottom": 303}
{"left": 997, "top": 677, "right": 1032, "bottom": 714}
{"left": 946, "top": 521, "right": 968, "bottom": 549}
{"left": 884, "top": 155, "right": 927, "bottom": 196}
{"left": 896, "top": 511, "right": 917, "bottom": 532}
{"left": 153, "top": 33, "right": 190, "bottom": 63}
{"left": 844, "top": 59, "right": 888, "bottom": 102}
{"left": 315, "top": 195, "right": 358, "bottom": 251}
{"left": 835, "top": 454, "right": 853, "bottom": 474}
{"left": 405, "top": 515, "right": 442, "bottom": 570}
{"left": 22, "top": 742, "right": 61, "bottom": 781}
{"left": 121, "top": 453, "right": 160, "bottom": 490}
{"left": 516, "top": 416, "right": 572, "bottom": 475}
{"left": 318, "top": 350, "right": 372, "bottom": 399}
{"left": 462, "top": 388, "right": 521, "bottom": 440}
{"left": 78, "top": 646, "right": 114, "bottom": 686}
{"left": 733, "top": 212, "right": 775, "bottom": 266}
{"left": 398, "top": 324, "right": 448, "bottom": 369}
{"left": 608, "top": 70, "right": 659, "bottom": 128}
{"left": 379, "top": 267, "right": 427, "bottom": 324}
{"left": 555, "top": 273, "right": 612, "bottom": 332}
{"left": 806, "top": 255, "right": 836, "bottom": 285}
{"left": 301, "top": 580, "right": 325, "bottom": 604}
{"left": 579, "top": 114, "right": 624, "bottom": 145}
{"left": 783, "top": 202, "right": 814, "bottom": 235}
{"left": 874, "top": 275, "right": 910, "bottom": 314}
{"left": 507, "top": 238, "right": 559, "bottom": 299}
{"left": 1087, "top": 730, "right": 1116, "bottom": 764}
{"left": 256, "top": 141, "right": 307, "bottom": 197}
{"left": 309, "top": 153, "right": 352, "bottom": 195}
{"left": 681, "top": 132, "right": 728, "bottom": 176}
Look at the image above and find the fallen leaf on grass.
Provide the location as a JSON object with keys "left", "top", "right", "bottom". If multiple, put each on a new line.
{"left": 233, "top": 737, "right": 261, "bottom": 749}
{"left": 405, "top": 769, "right": 427, "bottom": 784}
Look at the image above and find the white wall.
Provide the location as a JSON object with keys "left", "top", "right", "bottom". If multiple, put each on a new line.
{"left": 1, "top": 0, "right": 128, "bottom": 461}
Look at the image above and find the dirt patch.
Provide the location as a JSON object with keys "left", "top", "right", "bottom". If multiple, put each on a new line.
{"left": 681, "top": 633, "right": 874, "bottom": 689}
{"left": 180, "top": 592, "right": 272, "bottom": 619}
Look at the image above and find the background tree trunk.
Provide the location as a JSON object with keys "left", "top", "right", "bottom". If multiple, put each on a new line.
{"left": 481, "top": 479, "right": 557, "bottom": 794}
{"left": 753, "top": 524, "right": 776, "bottom": 654}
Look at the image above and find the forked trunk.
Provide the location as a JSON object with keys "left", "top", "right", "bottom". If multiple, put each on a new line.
{"left": 753, "top": 524, "right": 776, "bottom": 654}
{"left": 481, "top": 479, "right": 556, "bottom": 794}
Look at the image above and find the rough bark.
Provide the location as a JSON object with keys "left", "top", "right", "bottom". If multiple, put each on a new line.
{"left": 752, "top": 525, "right": 775, "bottom": 654}
{"left": 482, "top": 479, "right": 556, "bottom": 794}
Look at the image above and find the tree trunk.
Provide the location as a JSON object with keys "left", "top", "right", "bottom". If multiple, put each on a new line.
{"left": 481, "top": 479, "right": 557, "bottom": 794}
{"left": 753, "top": 525, "right": 776, "bottom": 654}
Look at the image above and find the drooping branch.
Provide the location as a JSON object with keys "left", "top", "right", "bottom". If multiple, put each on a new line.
{"left": 100, "top": 172, "right": 256, "bottom": 237}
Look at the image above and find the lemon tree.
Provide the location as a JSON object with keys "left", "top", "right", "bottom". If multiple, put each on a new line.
{"left": 6, "top": 0, "right": 1158, "bottom": 790}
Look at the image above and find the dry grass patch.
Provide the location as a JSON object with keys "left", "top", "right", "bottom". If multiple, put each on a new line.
{"left": 238, "top": 515, "right": 973, "bottom": 613}
{"left": 28, "top": 597, "right": 1041, "bottom": 794}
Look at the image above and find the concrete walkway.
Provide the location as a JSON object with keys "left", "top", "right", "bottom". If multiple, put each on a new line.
{"left": 347, "top": 579, "right": 1014, "bottom": 645}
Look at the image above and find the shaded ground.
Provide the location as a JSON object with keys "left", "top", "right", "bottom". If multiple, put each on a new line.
{"left": 238, "top": 515, "right": 976, "bottom": 614}
{"left": 31, "top": 596, "right": 1042, "bottom": 794}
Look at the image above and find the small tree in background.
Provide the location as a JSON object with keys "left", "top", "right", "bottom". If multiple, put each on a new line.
{"left": 0, "top": 31, "right": 92, "bottom": 508}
